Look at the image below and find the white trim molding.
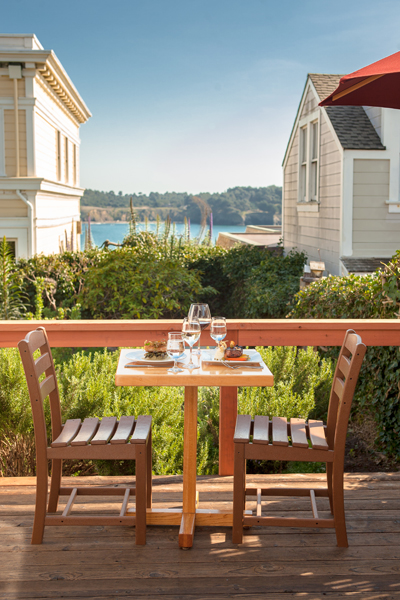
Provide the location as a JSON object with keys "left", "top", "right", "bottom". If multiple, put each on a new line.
{"left": 297, "top": 202, "right": 319, "bottom": 212}
{"left": 341, "top": 153, "right": 353, "bottom": 257}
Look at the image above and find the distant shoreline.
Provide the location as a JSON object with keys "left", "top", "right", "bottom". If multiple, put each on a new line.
{"left": 81, "top": 220, "right": 202, "bottom": 225}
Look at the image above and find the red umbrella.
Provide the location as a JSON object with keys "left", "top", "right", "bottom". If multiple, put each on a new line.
{"left": 319, "top": 51, "right": 400, "bottom": 109}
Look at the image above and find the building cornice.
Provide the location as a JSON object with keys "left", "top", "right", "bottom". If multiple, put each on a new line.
{"left": 0, "top": 177, "right": 85, "bottom": 196}
{"left": 0, "top": 49, "right": 91, "bottom": 124}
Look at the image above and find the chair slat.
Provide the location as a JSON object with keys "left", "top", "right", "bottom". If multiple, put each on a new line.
{"left": 34, "top": 352, "right": 52, "bottom": 379}
{"left": 309, "top": 420, "right": 329, "bottom": 450}
{"left": 256, "top": 489, "right": 262, "bottom": 516}
{"left": 233, "top": 415, "right": 252, "bottom": 443}
{"left": 334, "top": 377, "right": 345, "bottom": 400}
{"left": 345, "top": 333, "right": 358, "bottom": 355}
{"left": 252, "top": 415, "right": 270, "bottom": 444}
{"left": 51, "top": 419, "right": 82, "bottom": 448}
{"left": 70, "top": 418, "right": 100, "bottom": 446}
{"left": 62, "top": 488, "right": 78, "bottom": 517}
{"left": 91, "top": 417, "right": 118, "bottom": 445}
{"left": 111, "top": 416, "right": 135, "bottom": 444}
{"left": 130, "top": 415, "right": 152, "bottom": 444}
{"left": 290, "top": 418, "right": 308, "bottom": 448}
{"left": 338, "top": 355, "right": 351, "bottom": 379}
{"left": 25, "top": 329, "right": 47, "bottom": 354}
{"left": 310, "top": 490, "right": 319, "bottom": 519}
{"left": 272, "top": 417, "right": 289, "bottom": 446}
{"left": 40, "top": 375, "right": 56, "bottom": 401}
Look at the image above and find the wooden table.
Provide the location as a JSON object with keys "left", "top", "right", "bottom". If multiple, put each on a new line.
{"left": 115, "top": 349, "right": 274, "bottom": 548}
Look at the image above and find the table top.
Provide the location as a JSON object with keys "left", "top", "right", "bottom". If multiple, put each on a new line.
{"left": 115, "top": 348, "right": 274, "bottom": 387}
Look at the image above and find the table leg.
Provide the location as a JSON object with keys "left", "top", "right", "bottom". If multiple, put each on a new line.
{"left": 179, "top": 386, "right": 198, "bottom": 548}
{"left": 219, "top": 386, "right": 238, "bottom": 476}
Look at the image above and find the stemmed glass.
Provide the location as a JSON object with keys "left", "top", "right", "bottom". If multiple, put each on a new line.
{"left": 182, "top": 317, "right": 201, "bottom": 369}
{"left": 188, "top": 303, "right": 211, "bottom": 354}
{"left": 210, "top": 317, "right": 227, "bottom": 349}
{"left": 166, "top": 332, "right": 186, "bottom": 374}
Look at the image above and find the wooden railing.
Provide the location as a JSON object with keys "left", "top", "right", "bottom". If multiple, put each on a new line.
{"left": 1, "top": 319, "right": 399, "bottom": 475}
{"left": 1, "top": 318, "right": 400, "bottom": 347}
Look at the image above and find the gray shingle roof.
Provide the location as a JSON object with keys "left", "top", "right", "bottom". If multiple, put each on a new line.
{"left": 309, "top": 73, "right": 343, "bottom": 100}
{"left": 325, "top": 106, "right": 385, "bottom": 149}
{"left": 309, "top": 74, "right": 385, "bottom": 151}
{"left": 341, "top": 257, "right": 391, "bottom": 274}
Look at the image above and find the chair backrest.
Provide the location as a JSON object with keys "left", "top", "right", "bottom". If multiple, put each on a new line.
{"left": 18, "top": 327, "right": 62, "bottom": 455}
{"left": 326, "top": 329, "right": 366, "bottom": 455}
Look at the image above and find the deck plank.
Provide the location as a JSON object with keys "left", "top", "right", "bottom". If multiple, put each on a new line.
{"left": 0, "top": 473, "right": 399, "bottom": 599}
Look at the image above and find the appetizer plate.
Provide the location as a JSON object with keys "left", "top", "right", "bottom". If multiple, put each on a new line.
{"left": 202, "top": 348, "right": 263, "bottom": 367}
{"left": 126, "top": 349, "right": 186, "bottom": 364}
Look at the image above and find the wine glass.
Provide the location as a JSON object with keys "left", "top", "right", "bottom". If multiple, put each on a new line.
{"left": 166, "top": 332, "right": 186, "bottom": 373}
{"left": 182, "top": 317, "right": 201, "bottom": 370}
{"left": 210, "top": 317, "right": 227, "bottom": 350}
{"left": 188, "top": 303, "right": 211, "bottom": 354}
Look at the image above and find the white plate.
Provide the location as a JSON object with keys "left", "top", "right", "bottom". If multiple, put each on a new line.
{"left": 202, "top": 348, "right": 263, "bottom": 366}
{"left": 126, "top": 349, "right": 186, "bottom": 364}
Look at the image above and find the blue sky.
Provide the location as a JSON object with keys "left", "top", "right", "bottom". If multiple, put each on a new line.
{"left": 3, "top": 0, "right": 400, "bottom": 193}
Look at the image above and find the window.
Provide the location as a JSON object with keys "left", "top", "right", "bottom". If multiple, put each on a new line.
{"left": 298, "top": 115, "right": 319, "bottom": 206}
{"left": 64, "top": 136, "right": 69, "bottom": 183}
{"left": 310, "top": 121, "right": 318, "bottom": 201}
{"left": 300, "top": 126, "right": 307, "bottom": 202}
{"left": 5, "top": 239, "right": 16, "bottom": 258}
{"left": 57, "top": 130, "right": 61, "bottom": 181}
{"left": 73, "top": 143, "right": 77, "bottom": 186}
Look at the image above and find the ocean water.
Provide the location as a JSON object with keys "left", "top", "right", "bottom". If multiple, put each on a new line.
{"left": 80, "top": 222, "right": 247, "bottom": 249}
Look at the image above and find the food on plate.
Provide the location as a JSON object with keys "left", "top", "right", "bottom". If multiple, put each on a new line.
{"left": 143, "top": 340, "right": 168, "bottom": 360}
{"left": 225, "top": 341, "right": 244, "bottom": 359}
{"left": 214, "top": 341, "right": 227, "bottom": 361}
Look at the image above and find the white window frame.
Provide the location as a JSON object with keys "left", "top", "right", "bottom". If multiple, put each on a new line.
{"left": 64, "top": 136, "right": 69, "bottom": 183}
{"left": 73, "top": 143, "right": 77, "bottom": 186}
{"left": 297, "top": 110, "right": 320, "bottom": 212}
{"left": 57, "top": 130, "right": 61, "bottom": 181}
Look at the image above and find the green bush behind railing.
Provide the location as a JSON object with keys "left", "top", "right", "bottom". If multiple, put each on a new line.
{"left": 0, "top": 346, "right": 332, "bottom": 477}
{"left": 289, "top": 250, "right": 400, "bottom": 458}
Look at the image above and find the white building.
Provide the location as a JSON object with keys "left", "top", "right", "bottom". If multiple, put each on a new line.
{"left": 282, "top": 73, "right": 400, "bottom": 275}
{"left": 0, "top": 34, "right": 91, "bottom": 258}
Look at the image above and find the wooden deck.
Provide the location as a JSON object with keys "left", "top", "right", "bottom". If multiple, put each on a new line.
{"left": 1, "top": 473, "right": 400, "bottom": 599}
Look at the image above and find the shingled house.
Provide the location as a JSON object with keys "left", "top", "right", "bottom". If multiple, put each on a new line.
{"left": 282, "top": 73, "right": 400, "bottom": 275}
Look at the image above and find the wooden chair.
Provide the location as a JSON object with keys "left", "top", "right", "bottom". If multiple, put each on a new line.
{"left": 18, "top": 327, "right": 152, "bottom": 545}
{"left": 232, "top": 330, "right": 366, "bottom": 547}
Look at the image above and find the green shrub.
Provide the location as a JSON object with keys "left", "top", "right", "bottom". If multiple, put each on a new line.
{"left": 0, "top": 237, "right": 27, "bottom": 319}
{"left": 0, "top": 348, "right": 32, "bottom": 435}
{"left": 238, "top": 346, "right": 333, "bottom": 420}
{"left": 222, "top": 245, "right": 307, "bottom": 318}
{"left": 78, "top": 248, "right": 212, "bottom": 319}
{"left": 288, "top": 274, "right": 387, "bottom": 319}
{"left": 0, "top": 344, "right": 331, "bottom": 476}
{"left": 0, "top": 347, "right": 220, "bottom": 476}
{"left": 16, "top": 250, "right": 101, "bottom": 317}
{"left": 289, "top": 251, "right": 400, "bottom": 459}
{"left": 8, "top": 232, "right": 307, "bottom": 320}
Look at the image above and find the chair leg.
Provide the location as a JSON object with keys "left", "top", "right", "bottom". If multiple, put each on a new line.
{"left": 332, "top": 465, "right": 348, "bottom": 547}
{"left": 146, "top": 431, "right": 152, "bottom": 509}
{"left": 48, "top": 459, "right": 62, "bottom": 513}
{"left": 135, "top": 443, "right": 147, "bottom": 545}
{"left": 32, "top": 457, "right": 48, "bottom": 544}
{"left": 232, "top": 443, "right": 246, "bottom": 544}
{"left": 326, "top": 462, "right": 333, "bottom": 515}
